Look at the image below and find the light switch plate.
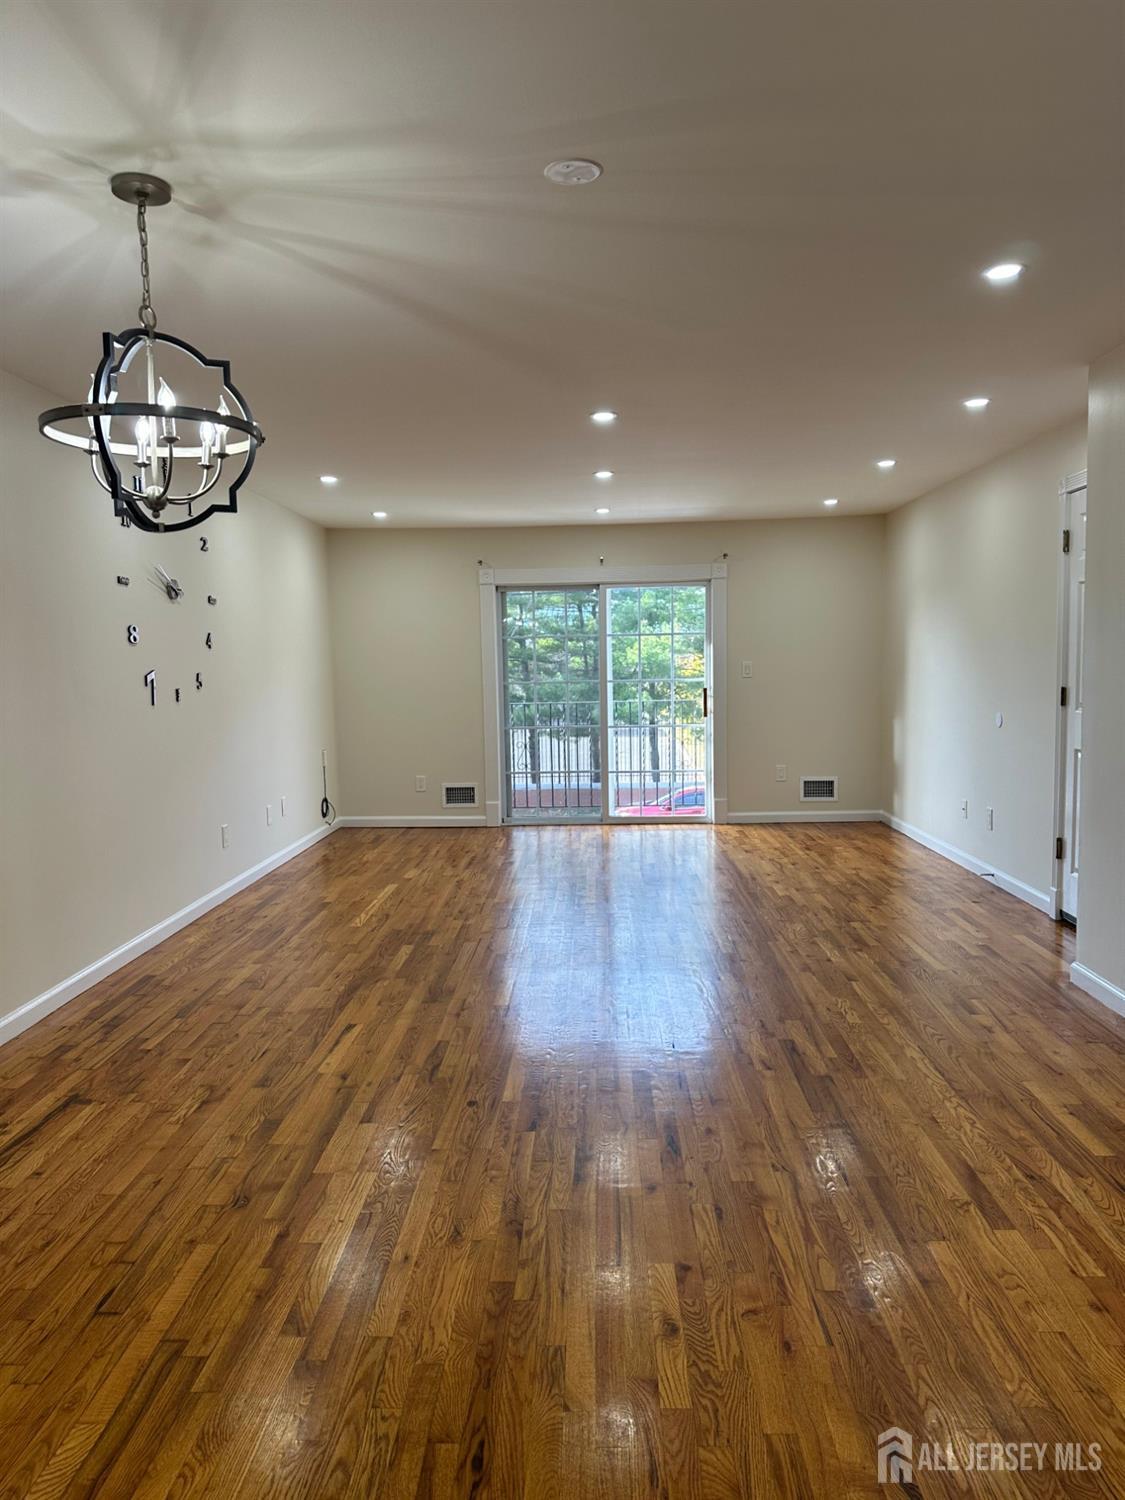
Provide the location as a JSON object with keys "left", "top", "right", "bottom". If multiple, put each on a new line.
{"left": 741, "top": 660, "right": 753, "bottom": 678}
{"left": 775, "top": 763, "right": 787, "bottom": 782}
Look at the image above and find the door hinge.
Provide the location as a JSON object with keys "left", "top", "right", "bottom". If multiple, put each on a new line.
{"left": 1056, "top": 835, "right": 1064, "bottom": 861}
{"left": 1060, "top": 685, "right": 1068, "bottom": 707}
{"left": 1062, "top": 528, "right": 1071, "bottom": 554}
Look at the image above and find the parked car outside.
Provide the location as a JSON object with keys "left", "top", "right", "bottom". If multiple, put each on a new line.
{"left": 616, "top": 784, "right": 707, "bottom": 816}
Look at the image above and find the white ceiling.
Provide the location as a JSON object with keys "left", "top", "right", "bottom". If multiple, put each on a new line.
{"left": 2, "top": 0, "right": 1122, "bottom": 528}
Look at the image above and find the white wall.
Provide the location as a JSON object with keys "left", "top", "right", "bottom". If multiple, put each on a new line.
{"left": 326, "top": 517, "right": 887, "bottom": 820}
{"left": 885, "top": 418, "right": 1087, "bottom": 904}
{"left": 1075, "top": 343, "right": 1125, "bottom": 1002}
{"left": 0, "top": 368, "right": 337, "bottom": 1032}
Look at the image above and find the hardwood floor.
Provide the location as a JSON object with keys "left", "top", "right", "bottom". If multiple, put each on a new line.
{"left": 1, "top": 823, "right": 1122, "bottom": 1499}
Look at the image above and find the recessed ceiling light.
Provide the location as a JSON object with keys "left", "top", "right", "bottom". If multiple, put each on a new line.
{"left": 876, "top": 458, "right": 896, "bottom": 470}
{"left": 823, "top": 497, "right": 839, "bottom": 507}
{"left": 594, "top": 470, "right": 614, "bottom": 480}
{"left": 595, "top": 507, "right": 611, "bottom": 515}
{"left": 590, "top": 410, "right": 617, "bottom": 425}
{"left": 544, "top": 159, "right": 603, "bottom": 186}
{"left": 963, "top": 396, "right": 990, "bottom": 410}
{"left": 371, "top": 510, "right": 387, "bottom": 519}
{"left": 320, "top": 474, "right": 338, "bottom": 485}
{"left": 982, "top": 262, "right": 1024, "bottom": 284}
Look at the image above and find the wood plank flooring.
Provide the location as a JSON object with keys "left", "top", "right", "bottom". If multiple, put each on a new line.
{"left": 0, "top": 823, "right": 1122, "bottom": 1498}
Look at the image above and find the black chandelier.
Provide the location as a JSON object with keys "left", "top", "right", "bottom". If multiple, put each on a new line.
{"left": 38, "top": 172, "right": 264, "bottom": 533}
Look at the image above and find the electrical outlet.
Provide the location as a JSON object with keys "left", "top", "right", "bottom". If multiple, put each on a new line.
{"left": 741, "top": 660, "right": 753, "bottom": 679}
{"left": 961, "top": 799, "right": 969, "bottom": 819}
{"left": 220, "top": 824, "right": 230, "bottom": 849}
{"left": 280, "top": 796, "right": 287, "bottom": 818}
{"left": 775, "top": 763, "right": 787, "bottom": 782}
{"left": 415, "top": 775, "right": 427, "bottom": 793}
{"left": 266, "top": 804, "right": 273, "bottom": 827}
{"left": 986, "top": 806, "right": 994, "bottom": 831}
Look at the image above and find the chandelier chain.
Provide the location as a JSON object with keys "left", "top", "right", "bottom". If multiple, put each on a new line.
{"left": 136, "top": 197, "right": 157, "bottom": 333}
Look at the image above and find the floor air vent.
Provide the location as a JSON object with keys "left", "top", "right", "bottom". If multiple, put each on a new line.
{"left": 800, "top": 776, "right": 838, "bottom": 802}
{"left": 442, "top": 783, "right": 479, "bottom": 808}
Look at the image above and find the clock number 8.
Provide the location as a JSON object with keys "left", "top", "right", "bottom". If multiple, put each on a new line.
{"left": 126, "top": 624, "right": 138, "bottom": 645}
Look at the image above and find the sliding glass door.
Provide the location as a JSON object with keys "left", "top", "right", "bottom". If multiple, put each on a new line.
{"left": 500, "top": 582, "right": 711, "bottom": 823}
{"left": 606, "top": 585, "right": 708, "bottom": 818}
{"left": 501, "top": 587, "right": 602, "bottom": 819}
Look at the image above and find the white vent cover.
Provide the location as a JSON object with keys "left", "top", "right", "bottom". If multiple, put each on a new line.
{"left": 442, "top": 783, "right": 479, "bottom": 808}
{"left": 800, "top": 776, "right": 838, "bottom": 802}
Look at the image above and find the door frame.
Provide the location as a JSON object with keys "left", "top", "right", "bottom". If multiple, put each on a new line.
{"left": 1050, "top": 469, "right": 1087, "bottom": 922}
{"left": 480, "top": 562, "right": 728, "bottom": 827}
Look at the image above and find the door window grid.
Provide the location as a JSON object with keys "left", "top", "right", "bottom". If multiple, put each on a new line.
{"left": 607, "top": 586, "right": 708, "bottom": 817}
{"left": 501, "top": 588, "right": 601, "bottom": 818}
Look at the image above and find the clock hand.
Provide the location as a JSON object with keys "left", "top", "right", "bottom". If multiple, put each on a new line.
{"left": 154, "top": 564, "right": 183, "bottom": 597}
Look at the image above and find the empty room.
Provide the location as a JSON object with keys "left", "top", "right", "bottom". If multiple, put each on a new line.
{"left": 2, "top": 1, "right": 1124, "bottom": 1496}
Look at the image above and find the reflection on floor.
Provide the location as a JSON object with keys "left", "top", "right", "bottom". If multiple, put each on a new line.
{"left": 0, "top": 824, "right": 1121, "bottom": 1498}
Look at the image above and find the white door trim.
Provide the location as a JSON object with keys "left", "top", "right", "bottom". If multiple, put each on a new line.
{"left": 1050, "top": 470, "right": 1087, "bottom": 920}
{"left": 479, "top": 568, "right": 504, "bottom": 826}
{"left": 478, "top": 563, "right": 728, "bottom": 827}
{"left": 710, "top": 567, "right": 728, "bottom": 823}
{"left": 486, "top": 563, "right": 719, "bottom": 586}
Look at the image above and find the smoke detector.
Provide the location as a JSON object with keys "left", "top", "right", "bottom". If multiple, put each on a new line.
{"left": 544, "top": 159, "right": 603, "bottom": 186}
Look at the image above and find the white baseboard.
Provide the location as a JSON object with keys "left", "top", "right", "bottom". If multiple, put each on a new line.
{"left": 337, "top": 814, "right": 487, "bottom": 827}
{"left": 1069, "top": 962, "right": 1125, "bottom": 1019}
{"left": 0, "top": 824, "right": 335, "bottom": 1049}
{"left": 881, "top": 814, "right": 1053, "bottom": 915}
{"left": 727, "top": 809, "right": 885, "bottom": 824}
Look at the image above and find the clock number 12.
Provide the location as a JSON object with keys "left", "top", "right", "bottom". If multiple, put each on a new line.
{"left": 144, "top": 669, "right": 156, "bottom": 707}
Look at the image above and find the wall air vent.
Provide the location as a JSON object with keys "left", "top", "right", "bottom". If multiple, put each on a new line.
{"left": 442, "top": 783, "right": 479, "bottom": 808}
{"left": 800, "top": 776, "right": 838, "bottom": 802}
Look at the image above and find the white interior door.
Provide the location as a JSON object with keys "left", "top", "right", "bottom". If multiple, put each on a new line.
{"left": 1061, "top": 488, "right": 1086, "bottom": 919}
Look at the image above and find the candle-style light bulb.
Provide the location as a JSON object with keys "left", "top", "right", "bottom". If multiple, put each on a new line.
{"left": 157, "top": 377, "right": 178, "bottom": 439}
{"left": 134, "top": 415, "right": 153, "bottom": 466}
{"left": 213, "top": 395, "right": 230, "bottom": 457}
{"left": 199, "top": 420, "right": 216, "bottom": 468}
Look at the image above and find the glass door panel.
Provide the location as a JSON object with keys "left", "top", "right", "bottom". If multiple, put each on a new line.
{"left": 606, "top": 584, "right": 710, "bottom": 818}
{"left": 501, "top": 586, "right": 601, "bottom": 820}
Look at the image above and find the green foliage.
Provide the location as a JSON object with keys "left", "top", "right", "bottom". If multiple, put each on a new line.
{"left": 501, "top": 585, "right": 708, "bottom": 786}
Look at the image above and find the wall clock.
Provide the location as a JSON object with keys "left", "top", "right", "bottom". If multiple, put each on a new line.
{"left": 122, "top": 538, "right": 214, "bottom": 707}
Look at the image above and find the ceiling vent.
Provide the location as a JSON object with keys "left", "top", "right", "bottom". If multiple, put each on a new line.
{"left": 442, "top": 783, "right": 479, "bottom": 809}
{"left": 544, "top": 158, "right": 603, "bottom": 186}
{"left": 800, "top": 776, "right": 838, "bottom": 802}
